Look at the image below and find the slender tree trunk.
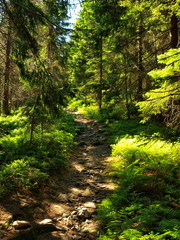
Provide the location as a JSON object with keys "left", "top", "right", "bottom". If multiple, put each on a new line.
{"left": 2, "top": 23, "right": 11, "bottom": 115}
{"left": 98, "top": 35, "right": 103, "bottom": 111}
{"left": 41, "top": 122, "right": 44, "bottom": 140}
{"left": 47, "top": 24, "right": 53, "bottom": 60}
{"left": 123, "top": 55, "right": 130, "bottom": 119}
{"left": 0, "top": 79, "right": 2, "bottom": 114}
{"left": 30, "top": 115, "right": 35, "bottom": 143}
{"left": 137, "top": 24, "right": 144, "bottom": 101}
{"left": 129, "top": 77, "right": 132, "bottom": 102}
{"left": 154, "top": 35, "right": 158, "bottom": 68}
{"left": 84, "top": 92, "right": 87, "bottom": 106}
{"left": 124, "top": 74, "right": 130, "bottom": 119}
{"left": 170, "top": 13, "right": 178, "bottom": 49}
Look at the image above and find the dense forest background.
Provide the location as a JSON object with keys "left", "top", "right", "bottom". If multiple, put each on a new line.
{"left": 0, "top": 0, "right": 179, "bottom": 127}
{"left": 69, "top": 0, "right": 180, "bottom": 128}
{"left": 0, "top": 0, "right": 179, "bottom": 239}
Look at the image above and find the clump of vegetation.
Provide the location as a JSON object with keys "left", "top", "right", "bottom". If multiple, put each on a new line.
{"left": 97, "top": 137, "right": 180, "bottom": 240}
{"left": 69, "top": 98, "right": 179, "bottom": 143}
{"left": 0, "top": 111, "right": 76, "bottom": 197}
{"left": 78, "top": 104, "right": 104, "bottom": 121}
{"left": 107, "top": 120, "right": 179, "bottom": 143}
{"left": 71, "top": 97, "right": 180, "bottom": 239}
{"left": 69, "top": 98, "right": 132, "bottom": 123}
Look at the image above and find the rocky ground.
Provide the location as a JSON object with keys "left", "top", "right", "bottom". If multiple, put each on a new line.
{"left": 0, "top": 113, "right": 115, "bottom": 240}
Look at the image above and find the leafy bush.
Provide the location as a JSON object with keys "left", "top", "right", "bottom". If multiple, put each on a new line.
{"left": 107, "top": 119, "right": 179, "bottom": 143}
{"left": 78, "top": 105, "right": 104, "bottom": 121}
{"left": 0, "top": 158, "right": 48, "bottom": 194}
{"left": 97, "top": 137, "right": 180, "bottom": 240}
{"left": 68, "top": 99, "right": 131, "bottom": 123}
{"left": 68, "top": 98, "right": 85, "bottom": 110}
{"left": 0, "top": 113, "right": 26, "bottom": 131}
{"left": 69, "top": 99, "right": 179, "bottom": 142}
{"left": 0, "top": 112, "right": 76, "bottom": 197}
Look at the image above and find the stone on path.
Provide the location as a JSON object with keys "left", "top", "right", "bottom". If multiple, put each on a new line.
{"left": 73, "top": 235, "right": 82, "bottom": 239}
{"left": 12, "top": 220, "right": 31, "bottom": 229}
{"left": 83, "top": 201, "right": 97, "bottom": 209}
{"left": 39, "top": 219, "right": 53, "bottom": 225}
{"left": 0, "top": 220, "right": 6, "bottom": 226}
{"left": 77, "top": 208, "right": 91, "bottom": 219}
{"left": 82, "top": 187, "right": 95, "bottom": 197}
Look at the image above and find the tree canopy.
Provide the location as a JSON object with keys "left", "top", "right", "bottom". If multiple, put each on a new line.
{"left": 68, "top": 0, "right": 180, "bottom": 128}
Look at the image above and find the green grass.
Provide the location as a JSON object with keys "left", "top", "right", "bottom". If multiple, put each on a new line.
{"left": 0, "top": 111, "right": 76, "bottom": 197}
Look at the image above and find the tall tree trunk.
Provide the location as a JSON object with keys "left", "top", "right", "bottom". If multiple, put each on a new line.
{"left": 124, "top": 74, "right": 130, "bottom": 119}
{"left": 2, "top": 23, "right": 11, "bottom": 115}
{"left": 30, "top": 114, "right": 35, "bottom": 143}
{"left": 153, "top": 34, "right": 158, "bottom": 68}
{"left": 170, "top": 13, "right": 178, "bottom": 49}
{"left": 98, "top": 35, "right": 103, "bottom": 111}
{"left": 137, "top": 24, "right": 144, "bottom": 101}
{"left": 47, "top": 24, "right": 53, "bottom": 60}
{"left": 129, "top": 77, "right": 132, "bottom": 102}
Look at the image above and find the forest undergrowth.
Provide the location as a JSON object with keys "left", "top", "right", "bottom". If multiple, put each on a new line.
{"left": 0, "top": 110, "right": 76, "bottom": 197}
{"left": 0, "top": 101, "right": 179, "bottom": 239}
{"left": 0, "top": 0, "right": 179, "bottom": 239}
{"left": 69, "top": 101, "right": 180, "bottom": 240}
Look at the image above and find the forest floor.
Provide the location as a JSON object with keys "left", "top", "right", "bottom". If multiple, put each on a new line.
{"left": 0, "top": 112, "right": 115, "bottom": 240}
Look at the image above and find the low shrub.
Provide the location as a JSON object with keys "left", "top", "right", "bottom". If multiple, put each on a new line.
{"left": 107, "top": 119, "right": 179, "bottom": 143}
{"left": 0, "top": 111, "right": 76, "bottom": 197}
{"left": 97, "top": 137, "right": 180, "bottom": 240}
{"left": 0, "top": 158, "right": 48, "bottom": 194}
{"left": 78, "top": 105, "right": 104, "bottom": 121}
{"left": 68, "top": 99, "right": 130, "bottom": 123}
{"left": 68, "top": 98, "right": 85, "bottom": 111}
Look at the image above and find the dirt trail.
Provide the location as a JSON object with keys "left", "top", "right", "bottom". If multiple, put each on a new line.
{"left": 0, "top": 113, "right": 115, "bottom": 240}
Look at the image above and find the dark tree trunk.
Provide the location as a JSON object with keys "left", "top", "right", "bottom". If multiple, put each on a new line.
{"left": 137, "top": 25, "right": 144, "bottom": 101}
{"left": 47, "top": 24, "right": 53, "bottom": 60}
{"left": 129, "top": 77, "right": 132, "bottom": 102}
{"left": 170, "top": 14, "right": 178, "bottom": 49}
{"left": 124, "top": 74, "right": 130, "bottom": 119}
{"left": 98, "top": 35, "right": 103, "bottom": 111}
{"left": 2, "top": 23, "right": 11, "bottom": 115}
{"left": 30, "top": 115, "right": 35, "bottom": 143}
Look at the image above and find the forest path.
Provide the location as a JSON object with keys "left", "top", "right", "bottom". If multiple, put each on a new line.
{"left": 42, "top": 112, "right": 115, "bottom": 239}
{"left": 0, "top": 113, "right": 115, "bottom": 240}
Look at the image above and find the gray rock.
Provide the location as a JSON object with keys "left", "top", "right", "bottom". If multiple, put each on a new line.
{"left": 71, "top": 224, "right": 80, "bottom": 231}
{"left": 73, "top": 235, "right": 82, "bottom": 240}
{"left": 65, "top": 216, "right": 73, "bottom": 227}
{"left": 84, "top": 201, "right": 97, "bottom": 209}
{"left": 12, "top": 220, "right": 31, "bottom": 229}
{"left": 39, "top": 219, "right": 53, "bottom": 225}
{"left": 0, "top": 220, "right": 6, "bottom": 226}
{"left": 71, "top": 211, "right": 77, "bottom": 216}
{"left": 77, "top": 208, "right": 91, "bottom": 219}
{"left": 62, "top": 213, "right": 68, "bottom": 218}
{"left": 70, "top": 211, "right": 78, "bottom": 220}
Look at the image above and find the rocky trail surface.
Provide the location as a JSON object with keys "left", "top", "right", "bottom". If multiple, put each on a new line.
{"left": 0, "top": 113, "right": 115, "bottom": 240}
